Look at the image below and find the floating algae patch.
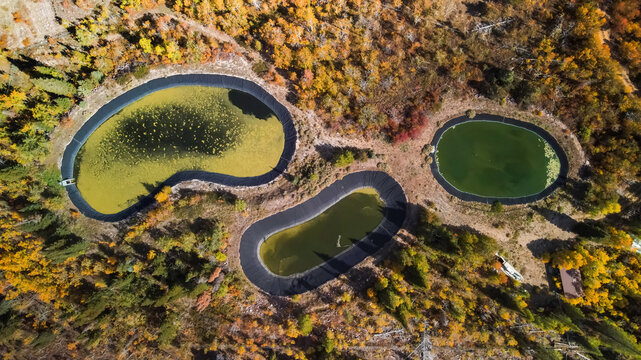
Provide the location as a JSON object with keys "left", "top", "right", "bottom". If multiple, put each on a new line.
{"left": 435, "top": 120, "right": 561, "bottom": 198}
{"left": 259, "top": 188, "right": 384, "bottom": 276}
{"left": 75, "top": 86, "right": 285, "bottom": 214}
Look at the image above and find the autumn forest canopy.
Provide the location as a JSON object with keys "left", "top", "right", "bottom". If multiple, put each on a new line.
{"left": 1, "top": 0, "right": 641, "bottom": 359}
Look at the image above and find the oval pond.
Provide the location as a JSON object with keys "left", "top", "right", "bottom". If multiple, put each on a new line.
{"left": 435, "top": 120, "right": 561, "bottom": 198}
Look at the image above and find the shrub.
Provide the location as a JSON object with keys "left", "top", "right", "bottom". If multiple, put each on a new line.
{"left": 379, "top": 287, "right": 402, "bottom": 310}
{"left": 511, "top": 80, "right": 541, "bottom": 105}
{"left": 595, "top": 319, "right": 641, "bottom": 358}
{"left": 215, "top": 283, "right": 228, "bottom": 298}
{"left": 30, "top": 330, "right": 56, "bottom": 350}
{"left": 133, "top": 64, "right": 149, "bottom": 79}
{"left": 465, "top": 109, "right": 476, "bottom": 118}
{"left": 354, "top": 148, "right": 372, "bottom": 161}
{"left": 578, "top": 125, "right": 592, "bottom": 143}
{"left": 532, "top": 343, "right": 563, "bottom": 360}
{"left": 158, "top": 314, "right": 179, "bottom": 346}
{"left": 53, "top": 97, "right": 73, "bottom": 114}
{"left": 333, "top": 150, "right": 354, "bottom": 167}
{"left": 252, "top": 61, "right": 270, "bottom": 75}
{"left": 31, "top": 78, "right": 76, "bottom": 96}
{"left": 201, "top": 225, "right": 225, "bottom": 253}
{"left": 44, "top": 238, "right": 89, "bottom": 264}
{"left": 421, "top": 144, "right": 434, "bottom": 155}
{"left": 367, "top": 149, "right": 375, "bottom": 158}
{"left": 214, "top": 251, "right": 227, "bottom": 262}
{"left": 34, "top": 66, "right": 66, "bottom": 79}
{"left": 77, "top": 79, "right": 98, "bottom": 97}
{"left": 90, "top": 70, "right": 104, "bottom": 83}
{"left": 375, "top": 276, "right": 389, "bottom": 291}
{"left": 491, "top": 201, "right": 503, "bottom": 213}
{"left": 322, "top": 330, "right": 335, "bottom": 353}
{"left": 298, "top": 314, "right": 312, "bottom": 336}
{"left": 115, "top": 73, "right": 131, "bottom": 86}
{"left": 396, "top": 304, "right": 412, "bottom": 327}
{"left": 590, "top": 197, "right": 621, "bottom": 216}
{"left": 155, "top": 186, "right": 172, "bottom": 203}
{"left": 234, "top": 199, "right": 246, "bottom": 212}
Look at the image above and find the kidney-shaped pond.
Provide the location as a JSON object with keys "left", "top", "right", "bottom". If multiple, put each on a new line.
{"left": 431, "top": 114, "right": 568, "bottom": 204}
{"left": 61, "top": 74, "right": 296, "bottom": 221}
{"left": 240, "top": 171, "right": 407, "bottom": 295}
{"left": 260, "top": 187, "right": 384, "bottom": 276}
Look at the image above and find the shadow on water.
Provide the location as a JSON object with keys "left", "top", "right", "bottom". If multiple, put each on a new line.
{"left": 314, "top": 251, "right": 351, "bottom": 274}
{"left": 141, "top": 182, "right": 160, "bottom": 193}
{"left": 228, "top": 89, "right": 275, "bottom": 120}
{"left": 343, "top": 205, "right": 386, "bottom": 246}
{"left": 268, "top": 200, "right": 389, "bottom": 279}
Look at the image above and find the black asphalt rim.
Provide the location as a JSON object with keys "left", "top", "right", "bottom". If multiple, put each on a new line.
{"left": 60, "top": 74, "right": 297, "bottom": 222}
{"left": 429, "top": 113, "right": 569, "bottom": 205}
{"left": 239, "top": 171, "right": 407, "bottom": 296}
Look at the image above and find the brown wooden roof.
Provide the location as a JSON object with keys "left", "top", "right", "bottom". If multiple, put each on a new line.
{"left": 560, "top": 268, "right": 584, "bottom": 299}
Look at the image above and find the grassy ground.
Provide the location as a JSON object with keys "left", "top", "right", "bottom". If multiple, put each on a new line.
{"left": 75, "top": 86, "right": 285, "bottom": 214}
{"left": 259, "top": 187, "right": 384, "bottom": 276}
{"left": 435, "top": 121, "right": 561, "bottom": 198}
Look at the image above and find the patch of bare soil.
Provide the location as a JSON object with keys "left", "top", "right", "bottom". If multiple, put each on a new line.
{"left": 0, "top": 0, "right": 67, "bottom": 50}
{"left": 599, "top": 29, "right": 638, "bottom": 93}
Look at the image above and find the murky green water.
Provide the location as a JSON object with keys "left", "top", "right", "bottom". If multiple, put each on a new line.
{"left": 75, "top": 86, "right": 285, "bottom": 214}
{"left": 435, "top": 121, "right": 560, "bottom": 198}
{"left": 259, "top": 188, "right": 384, "bottom": 276}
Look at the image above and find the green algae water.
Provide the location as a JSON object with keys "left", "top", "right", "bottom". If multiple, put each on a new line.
{"left": 75, "top": 86, "right": 285, "bottom": 214}
{"left": 259, "top": 188, "right": 385, "bottom": 276}
{"left": 435, "top": 121, "right": 560, "bottom": 198}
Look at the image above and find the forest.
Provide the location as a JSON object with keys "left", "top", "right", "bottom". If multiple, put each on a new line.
{"left": 1, "top": 0, "right": 641, "bottom": 359}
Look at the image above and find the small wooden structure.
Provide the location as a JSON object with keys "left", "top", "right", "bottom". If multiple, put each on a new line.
{"left": 560, "top": 268, "right": 584, "bottom": 299}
